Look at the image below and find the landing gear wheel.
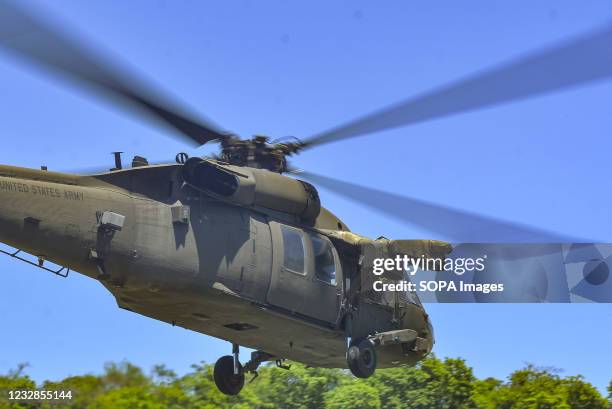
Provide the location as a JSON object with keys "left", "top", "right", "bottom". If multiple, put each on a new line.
{"left": 347, "top": 338, "right": 377, "bottom": 378}
{"left": 214, "top": 355, "right": 245, "bottom": 396}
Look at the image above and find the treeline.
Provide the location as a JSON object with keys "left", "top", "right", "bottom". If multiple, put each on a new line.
{"left": 0, "top": 356, "right": 610, "bottom": 409}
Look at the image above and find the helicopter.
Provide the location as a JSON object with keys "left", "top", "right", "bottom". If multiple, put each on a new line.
{"left": 1, "top": 1, "right": 611, "bottom": 396}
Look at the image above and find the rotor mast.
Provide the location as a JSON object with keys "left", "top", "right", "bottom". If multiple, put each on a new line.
{"left": 218, "top": 135, "right": 303, "bottom": 173}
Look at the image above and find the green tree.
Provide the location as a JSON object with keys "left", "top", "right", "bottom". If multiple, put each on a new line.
{"left": 177, "top": 362, "right": 264, "bottom": 409}
{"left": 472, "top": 365, "right": 608, "bottom": 409}
{"left": 41, "top": 374, "right": 104, "bottom": 409}
{"left": 1, "top": 358, "right": 609, "bottom": 409}
{"left": 563, "top": 375, "right": 608, "bottom": 409}
{"left": 247, "top": 363, "right": 345, "bottom": 409}
{"left": 100, "top": 362, "right": 149, "bottom": 389}
{"left": 151, "top": 365, "right": 177, "bottom": 384}
{"left": 0, "top": 364, "right": 37, "bottom": 409}
{"left": 324, "top": 382, "right": 381, "bottom": 409}
{"left": 364, "top": 356, "right": 477, "bottom": 409}
{"left": 498, "top": 365, "right": 568, "bottom": 409}
{"left": 472, "top": 377, "right": 505, "bottom": 409}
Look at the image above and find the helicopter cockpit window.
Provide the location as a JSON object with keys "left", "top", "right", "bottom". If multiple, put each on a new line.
{"left": 309, "top": 233, "right": 337, "bottom": 286}
{"left": 281, "top": 225, "right": 305, "bottom": 275}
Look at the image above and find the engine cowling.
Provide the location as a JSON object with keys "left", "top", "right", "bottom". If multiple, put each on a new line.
{"left": 182, "top": 158, "right": 321, "bottom": 221}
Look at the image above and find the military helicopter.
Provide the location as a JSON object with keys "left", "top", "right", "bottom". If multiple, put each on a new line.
{"left": 1, "top": 2, "right": 611, "bottom": 396}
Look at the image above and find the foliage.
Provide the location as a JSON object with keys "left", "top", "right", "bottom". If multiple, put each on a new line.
{"left": 0, "top": 357, "right": 608, "bottom": 409}
{"left": 361, "top": 357, "right": 477, "bottom": 409}
{"left": 471, "top": 365, "right": 608, "bottom": 409}
{"left": 324, "top": 382, "right": 381, "bottom": 409}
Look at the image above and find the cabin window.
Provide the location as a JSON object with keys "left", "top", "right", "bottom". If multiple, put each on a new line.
{"left": 281, "top": 225, "right": 305, "bottom": 275}
{"left": 309, "top": 233, "right": 337, "bottom": 285}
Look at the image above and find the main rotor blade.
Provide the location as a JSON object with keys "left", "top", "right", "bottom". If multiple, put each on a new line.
{"left": 0, "top": 1, "right": 227, "bottom": 146}
{"left": 299, "top": 171, "right": 585, "bottom": 243}
{"left": 304, "top": 24, "right": 612, "bottom": 148}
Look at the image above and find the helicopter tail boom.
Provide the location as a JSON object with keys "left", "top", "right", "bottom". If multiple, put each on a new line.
{"left": 0, "top": 166, "right": 134, "bottom": 281}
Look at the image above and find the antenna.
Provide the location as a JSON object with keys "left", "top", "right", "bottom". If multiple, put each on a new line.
{"left": 111, "top": 152, "right": 124, "bottom": 171}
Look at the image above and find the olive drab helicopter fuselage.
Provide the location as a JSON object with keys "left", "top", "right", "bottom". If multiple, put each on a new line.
{"left": 0, "top": 151, "right": 446, "bottom": 395}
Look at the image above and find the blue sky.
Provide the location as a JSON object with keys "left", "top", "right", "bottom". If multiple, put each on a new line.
{"left": 0, "top": 0, "right": 611, "bottom": 393}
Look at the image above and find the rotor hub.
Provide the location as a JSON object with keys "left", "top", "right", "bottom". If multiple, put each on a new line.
{"left": 219, "top": 135, "right": 303, "bottom": 173}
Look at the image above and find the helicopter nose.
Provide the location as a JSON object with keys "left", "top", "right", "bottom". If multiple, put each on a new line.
{"left": 413, "top": 312, "right": 435, "bottom": 357}
{"left": 425, "top": 317, "right": 435, "bottom": 350}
